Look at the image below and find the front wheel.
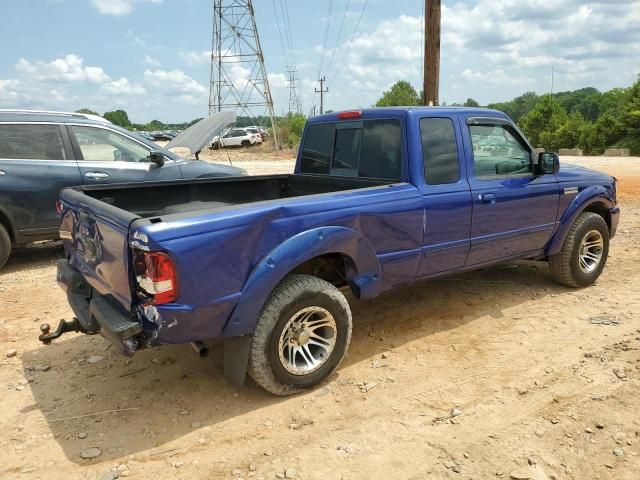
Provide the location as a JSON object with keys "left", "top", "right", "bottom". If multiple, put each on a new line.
{"left": 549, "top": 212, "right": 609, "bottom": 287}
{"left": 248, "top": 275, "right": 352, "bottom": 396}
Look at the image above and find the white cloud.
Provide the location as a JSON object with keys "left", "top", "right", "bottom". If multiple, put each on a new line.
{"left": 461, "top": 68, "right": 533, "bottom": 86}
{"left": 179, "top": 50, "right": 211, "bottom": 66}
{"left": 90, "top": 0, "right": 162, "bottom": 16}
{"left": 15, "top": 54, "right": 110, "bottom": 84}
{"left": 143, "top": 54, "right": 161, "bottom": 67}
{"left": 103, "top": 77, "right": 146, "bottom": 96}
{"left": 143, "top": 69, "right": 207, "bottom": 95}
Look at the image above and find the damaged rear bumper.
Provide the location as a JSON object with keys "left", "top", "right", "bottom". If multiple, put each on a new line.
{"left": 41, "top": 260, "right": 143, "bottom": 356}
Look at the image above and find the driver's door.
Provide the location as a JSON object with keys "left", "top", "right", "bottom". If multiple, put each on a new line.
{"left": 462, "top": 118, "right": 560, "bottom": 266}
{"left": 68, "top": 125, "right": 181, "bottom": 184}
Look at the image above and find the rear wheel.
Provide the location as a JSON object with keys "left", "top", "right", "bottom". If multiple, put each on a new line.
{"left": 241, "top": 140, "right": 251, "bottom": 148}
{"left": 0, "top": 224, "right": 11, "bottom": 271}
{"left": 248, "top": 274, "right": 352, "bottom": 396}
{"left": 549, "top": 212, "right": 609, "bottom": 287}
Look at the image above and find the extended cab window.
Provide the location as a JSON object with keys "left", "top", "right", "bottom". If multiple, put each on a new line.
{"left": 301, "top": 119, "right": 402, "bottom": 180}
{"left": 0, "top": 124, "right": 67, "bottom": 160}
{"left": 469, "top": 124, "right": 531, "bottom": 178}
{"left": 420, "top": 118, "right": 459, "bottom": 184}
{"left": 72, "top": 126, "right": 151, "bottom": 162}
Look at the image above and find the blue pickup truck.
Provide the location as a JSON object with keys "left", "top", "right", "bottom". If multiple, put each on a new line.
{"left": 42, "top": 107, "right": 619, "bottom": 395}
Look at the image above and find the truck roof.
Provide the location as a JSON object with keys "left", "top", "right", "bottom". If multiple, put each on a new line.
{"left": 309, "top": 106, "right": 507, "bottom": 123}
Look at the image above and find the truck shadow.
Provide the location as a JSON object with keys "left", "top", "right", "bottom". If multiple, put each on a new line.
{"left": 20, "top": 260, "right": 567, "bottom": 464}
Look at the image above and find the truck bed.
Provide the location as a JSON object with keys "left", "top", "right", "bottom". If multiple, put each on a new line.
{"left": 70, "top": 174, "right": 392, "bottom": 219}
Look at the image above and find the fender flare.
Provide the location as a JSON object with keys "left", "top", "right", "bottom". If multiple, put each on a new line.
{"left": 544, "top": 186, "right": 615, "bottom": 257}
{"left": 222, "top": 226, "right": 381, "bottom": 338}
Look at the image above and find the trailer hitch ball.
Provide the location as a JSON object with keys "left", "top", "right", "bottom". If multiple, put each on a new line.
{"left": 40, "top": 324, "right": 52, "bottom": 344}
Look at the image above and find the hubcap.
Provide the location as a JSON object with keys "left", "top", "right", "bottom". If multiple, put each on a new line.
{"left": 278, "top": 306, "right": 337, "bottom": 376}
{"left": 578, "top": 229, "right": 604, "bottom": 274}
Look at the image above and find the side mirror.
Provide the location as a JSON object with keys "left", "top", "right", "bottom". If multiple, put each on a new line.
{"left": 536, "top": 152, "right": 559, "bottom": 175}
{"left": 149, "top": 150, "right": 166, "bottom": 168}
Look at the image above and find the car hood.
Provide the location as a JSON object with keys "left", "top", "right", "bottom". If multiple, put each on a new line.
{"left": 557, "top": 162, "right": 613, "bottom": 184}
{"left": 178, "top": 159, "right": 246, "bottom": 178}
{"left": 166, "top": 111, "right": 236, "bottom": 155}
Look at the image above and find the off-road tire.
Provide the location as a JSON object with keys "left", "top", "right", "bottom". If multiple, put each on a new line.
{"left": 0, "top": 224, "right": 11, "bottom": 271}
{"left": 549, "top": 212, "right": 609, "bottom": 288}
{"left": 247, "top": 274, "right": 352, "bottom": 396}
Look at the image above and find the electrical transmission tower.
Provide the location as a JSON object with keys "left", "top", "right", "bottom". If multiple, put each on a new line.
{"left": 287, "top": 67, "right": 302, "bottom": 114}
{"left": 209, "top": 0, "right": 279, "bottom": 148}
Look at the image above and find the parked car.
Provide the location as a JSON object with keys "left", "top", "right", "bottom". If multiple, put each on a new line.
{"left": 244, "top": 128, "right": 264, "bottom": 144}
{"left": 210, "top": 129, "right": 258, "bottom": 149}
{"left": 0, "top": 110, "right": 245, "bottom": 270}
{"left": 45, "top": 107, "right": 619, "bottom": 396}
{"left": 244, "top": 126, "right": 267, "bottom": 141}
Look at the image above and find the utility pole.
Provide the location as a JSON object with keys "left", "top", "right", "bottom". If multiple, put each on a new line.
{"left": 423, "top": 0, "right": 441, "bottom": 106}
{"left": 315, "top": 76, "right": 328, "bottom": 114}
{"left": 208, "top": 0, "right": 279, "bottom": 149}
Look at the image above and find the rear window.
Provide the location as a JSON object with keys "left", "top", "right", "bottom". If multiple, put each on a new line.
{"left": 420, "top": 118, "right": 460, "bottom": 184}
{"left": 300, "top": 119, "right": 402, "bottom": 180}
{"left": 0, "top": 124, "right": 67, "bottom": 160}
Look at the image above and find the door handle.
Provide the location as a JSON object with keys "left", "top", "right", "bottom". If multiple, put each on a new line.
{"left": 0, "top": 170, "right": 6, "bottom": 176}
{"left": 479, "top": 193, "right": 497, "bottom": 205}
{"left": 84, "top": 171, "right": 110, "bottom": 180}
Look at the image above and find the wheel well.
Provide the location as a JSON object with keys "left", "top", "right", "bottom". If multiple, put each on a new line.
{"left": 583, "top": 202, "right": 611, "bottom": 232}
{"left": 289, "top": 253, "right": 358, "bottom": 296}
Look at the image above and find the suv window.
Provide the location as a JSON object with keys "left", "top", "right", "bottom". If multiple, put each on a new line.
{"left": 420, "top": 118, "right": 460, "bottom": 185}
{"left": 0, "top": 124, "right": 67, "bottom": 160}
{"left": 469, "top": 124, "right": 531, "bottom": 178}
{"left": 72, "top": 126, "right": 150, "bottom": 162}
{"left": 301, "top": 119, "right": 402, "bottom": 180}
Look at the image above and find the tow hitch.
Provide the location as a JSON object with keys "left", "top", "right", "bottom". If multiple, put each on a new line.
{"left": 38, "top": 318, "right": 91, "bottom": 345}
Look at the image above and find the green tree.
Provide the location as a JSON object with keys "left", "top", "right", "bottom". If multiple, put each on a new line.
{"left": 519, "top": 95, "right": 567, "bottom": 149}
{"left": 488, "top": 91, "right": 538, "bottom": 123}
{"left": 103, "top": 109, "right": 132, "bottom": 128}
{"left": 76, "top": 108, "right": 99, "bottom": 116}
{"left": 463, "top": 98, "right": 480, "bottom": 107}
{"left": 620, "top": 77, "right": 640, "bottom": 154}
{"left": 375, "top": 81, "right": 420, "bottom": 107}
{"left": 277, "top": 113, "right": 307, "bottom": 148}
{"left": 555, "top": 111, "right": 587, "bottom": 150}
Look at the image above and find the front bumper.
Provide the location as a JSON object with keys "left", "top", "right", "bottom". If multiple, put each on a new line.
{"left": 45, "top": 260, "right": 142, "bottom": 356}
{"left": 610, "top": 206, "right": 620, "bottom": 238}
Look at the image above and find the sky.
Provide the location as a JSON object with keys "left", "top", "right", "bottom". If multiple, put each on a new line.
{"left": 0, "top": 0, "right": 639, "bottom": 123}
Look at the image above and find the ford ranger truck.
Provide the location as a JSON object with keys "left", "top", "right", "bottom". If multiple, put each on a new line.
{"left": 42, "top": 108, "right": 620, "bottom": 396}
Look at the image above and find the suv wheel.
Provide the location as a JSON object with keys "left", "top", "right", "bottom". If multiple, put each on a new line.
{"left": 248, "top": 275, "right": 352, "bottom": 396}
{"left": 0, "top": 224, "right": 11, "bottom": 271}
{"left": 549, "top": 212, "right": 609, "bottom": 287}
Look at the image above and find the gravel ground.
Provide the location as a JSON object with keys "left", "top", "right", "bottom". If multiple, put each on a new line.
{"left": 0, "top": 155, "right": 639, "bottom": 480}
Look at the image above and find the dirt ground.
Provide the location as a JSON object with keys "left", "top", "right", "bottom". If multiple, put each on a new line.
{"left": 1, "top": 155, "right": 639, "bottom": 480}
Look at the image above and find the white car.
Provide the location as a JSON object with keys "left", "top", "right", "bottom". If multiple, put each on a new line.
{"left": 243, "top": 128, "right": 264, "bottom": 144}
{"left": 210, "top": 129, "right": 258, "bottom": 149}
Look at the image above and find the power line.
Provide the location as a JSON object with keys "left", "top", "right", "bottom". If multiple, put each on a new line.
{"left": 280, "top": 0, "right": 296, "bottom": 64}
{"left": 272, "top": 0, "right": 291, "bottom": 66}
{"left": 324, "top": 0, "right": 350, "bottom": 79}
{"left": 318, "top": 0, "right": 335, "bottom": 76}
{"left": 328, "top": 0, "right": 368, "bottom": 87}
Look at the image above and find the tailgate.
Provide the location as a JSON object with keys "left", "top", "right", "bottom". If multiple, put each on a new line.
{"left": 59, "top": 188, "right": 140, "bottom": 311}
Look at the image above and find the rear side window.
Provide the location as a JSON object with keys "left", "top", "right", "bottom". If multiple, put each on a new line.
{"left": 300, "top": 123, "right": 335, "bottom": 174}
{"left": 0, "top": 124, "right": 67, "bottom": 160}
{"left": 300, "top": 119, "right": 402, "bottom": 180}
{"left": 420, "top": 118, "right": 460, "bottom": 184}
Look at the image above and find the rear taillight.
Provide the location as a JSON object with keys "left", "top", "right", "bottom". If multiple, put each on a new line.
{"left": 56, "top": 200, "right": 63, "bottom": 215}
{"left": 134, "top": 251, "right": 178, "bottom": 305}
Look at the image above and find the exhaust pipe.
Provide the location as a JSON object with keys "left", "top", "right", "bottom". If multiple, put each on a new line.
{"left": 191, "top": 341, "right": 209, "bottom": 358}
